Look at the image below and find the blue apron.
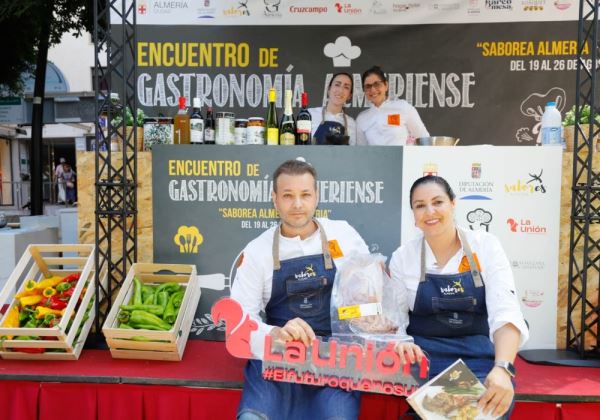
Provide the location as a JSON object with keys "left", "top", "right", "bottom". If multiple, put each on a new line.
{"left": 407, "top": 229, "right": 495, "bottom": 382}
{"left": 313, "top": 108, "right": 349, "bottom": 145}
{"left": 238, "top": 221, "right": 361, "bottom": 420}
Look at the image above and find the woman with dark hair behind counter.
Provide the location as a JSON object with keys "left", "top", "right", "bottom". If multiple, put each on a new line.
{"left": 391, "top": 175, "right": 529, "bottom": 418}
{"left": 356, "top": 66, "right": 429, "bottom": 146}
{"left": 309, "top": 72, "right": 356, "bottom": 145}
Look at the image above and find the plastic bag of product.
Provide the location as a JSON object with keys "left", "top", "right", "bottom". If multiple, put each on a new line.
{"left": 331, "top": 253, "right": 409, "bottom": 342}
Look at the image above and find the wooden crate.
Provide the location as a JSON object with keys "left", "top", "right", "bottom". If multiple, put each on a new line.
{"left": 0, "top": 244, "right": 105, "bottom": 360}
{"left": 102, "top": 263, "right": 199, "bottom": 361}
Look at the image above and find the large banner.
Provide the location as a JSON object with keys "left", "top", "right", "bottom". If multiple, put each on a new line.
{"left": 129, "top": 21, "right": 585, "bottom": 146}
{"left": 108, "top": 0, "right": 586, "bottom": 146}
{"left": 152, "top": 145, "right": 562, "bottom": 349}
{"left": 152, "top": 145, "right": 403, "bottom": 340}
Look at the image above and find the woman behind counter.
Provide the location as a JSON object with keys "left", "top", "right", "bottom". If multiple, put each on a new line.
{"left": 309, "top": 72, "right": 356, "bottom": 145}
{"left": 391, "top": 175, "right": 529, "bottom": 418}
{"left": 356, "top": 66, "right": 429, "bottom": 145}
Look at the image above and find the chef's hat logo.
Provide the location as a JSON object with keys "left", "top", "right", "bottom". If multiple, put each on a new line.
{"left": 174, "top": 225, "right": 204, "bottom": 253}
{"left": 324, "top": 36, "right": 361, "bottom": 67}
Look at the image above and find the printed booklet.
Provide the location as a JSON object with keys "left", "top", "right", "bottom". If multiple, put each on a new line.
{"left": 406, "top": 359, "right": 497, "bottom": 420}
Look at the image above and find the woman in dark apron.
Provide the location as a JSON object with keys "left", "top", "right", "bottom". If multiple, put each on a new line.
{"left": 238, "top": 221, "right": 361, "bottom": 420}
{"left": 390, "top": 175, "right": 529, "bottom": 419}
{"left": 309, "top": 72, "right": 356, "bottom": 145}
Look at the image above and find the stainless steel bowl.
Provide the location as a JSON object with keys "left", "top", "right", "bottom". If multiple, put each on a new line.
{"left": 416, "top": 136, "right": 460, "bottom": 146}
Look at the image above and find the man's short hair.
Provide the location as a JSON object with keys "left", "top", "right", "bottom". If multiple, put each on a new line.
{"left": 272, "top": 159, "right": 317, "bottom": 192}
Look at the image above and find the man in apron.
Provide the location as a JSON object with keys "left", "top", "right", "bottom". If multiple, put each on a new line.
{"left": 231, "top": 159, "right": 369, "bottom": 420}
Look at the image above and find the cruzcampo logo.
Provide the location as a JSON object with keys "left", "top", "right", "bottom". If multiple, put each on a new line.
{"left": 173, "top": 225, "right": 204, "bottom": 253}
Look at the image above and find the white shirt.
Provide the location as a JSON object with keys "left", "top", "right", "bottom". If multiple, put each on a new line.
{"left": 231, "top": 218, "right": 369, "bottom": 358}
{"left": 389, "top": 228, "right": 529, "bottom": 347}
{"left": 308, "top": 107, "right": 357, "bottom": 146}
{"left": 356, "top": 98, "right": 429, "bottom": 146}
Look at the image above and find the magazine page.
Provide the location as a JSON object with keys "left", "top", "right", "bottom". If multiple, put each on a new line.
{"left": 407, "top": 359, "right": 497, "bottom": 420}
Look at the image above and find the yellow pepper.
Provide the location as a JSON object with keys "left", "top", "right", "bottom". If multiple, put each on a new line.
{"left": 1, "top": 306, "right": 20, "bottom": 340}
{"left": 42, "top": 287, "right": 57, "bottom": 297}
{"left": 14, "top": 280, "right": 41, "bottom": 298}
{"left": 34, "top": 276, "right": 64, "bottom": 290}
{"left": 34, "top": 306, "right": 64, "bottom": 320}
{"left": 19, "top": 294, "right": 44, "bottom": 307}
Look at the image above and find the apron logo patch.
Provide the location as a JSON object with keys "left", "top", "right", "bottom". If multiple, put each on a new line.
{"left": 328, "top": 239, "right": 344, "bottom": 259}
{"left": 294, "top": 264, "right": 317, "bottom": 280}
{"left": 440, "top": 280, "right": 465, "bottom": 296}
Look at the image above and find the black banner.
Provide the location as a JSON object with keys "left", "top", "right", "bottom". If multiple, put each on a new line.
{"left": 129, "top": 21, "right": 582, "bottom": 146}
{"left": 152, "top": 144, "right": 403, "bottom": 339}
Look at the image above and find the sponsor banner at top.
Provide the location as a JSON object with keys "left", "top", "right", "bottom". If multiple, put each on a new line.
{"left": 128, "top": 0, "right": 578, "bottom": 25}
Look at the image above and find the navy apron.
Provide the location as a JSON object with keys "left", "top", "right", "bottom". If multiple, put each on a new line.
{"left": 238, "top": 220, "right": 361, "bottom": 420}
{"left": 407, "top": 229, "right": 495, "bottom": 382}
{"left": 313, "top": 108, "right": 349, "bottom": 145}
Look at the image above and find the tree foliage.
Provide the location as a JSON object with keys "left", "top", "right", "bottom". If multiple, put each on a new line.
{"left": 0, "top": 0, "right": 93, "bottom": 93}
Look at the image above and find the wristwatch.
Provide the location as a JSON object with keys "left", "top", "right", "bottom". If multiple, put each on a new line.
{"left": 494, "top": 360, "right": 516, "bottom": 378}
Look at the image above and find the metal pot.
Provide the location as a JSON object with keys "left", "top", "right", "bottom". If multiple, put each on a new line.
{"left": 416, "top": 136, "right": 460, "bottom": 146}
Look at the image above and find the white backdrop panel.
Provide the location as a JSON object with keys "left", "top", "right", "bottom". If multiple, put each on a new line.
{"left": 401, "top": 146, "right": 562, "bottom": 350}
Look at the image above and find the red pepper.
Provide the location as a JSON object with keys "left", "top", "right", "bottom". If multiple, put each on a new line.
{"left": 13, "top": 336, "right": 45, "bottom": 354}
{"left": 61, "top": 273, "right": 80, "bottom": 283}
{"left": 58, "top": 286, "right": 76, "bottom": 300}
{"left": 15, "top": 348, "right": 46, "bottom": 354}
{"left": 43, "top": 295, "right": 68, "bottom": 310}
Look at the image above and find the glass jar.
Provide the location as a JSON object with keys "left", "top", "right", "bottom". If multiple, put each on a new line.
{"left": 215, "top": 112, "right": 235, "bottom": 145}
{"left": 247, "top": 117, "right": 265, "bottom": 145}
{"left": 234, "top": 119, "right": 248, "bottom": 145}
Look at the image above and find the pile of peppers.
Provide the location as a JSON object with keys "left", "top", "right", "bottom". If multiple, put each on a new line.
{"left": 118, "top": 277, "right": 184, "bottom": 331}
{"left": 0, "top": 273, "right": 86, "bottom": 353}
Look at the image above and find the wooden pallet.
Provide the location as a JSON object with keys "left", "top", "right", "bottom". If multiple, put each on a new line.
{"left": 0, "top": 244, "right": 105, "bottom": 360}
{"left": 102, "top": 263, "right": 200, "bottom": 361}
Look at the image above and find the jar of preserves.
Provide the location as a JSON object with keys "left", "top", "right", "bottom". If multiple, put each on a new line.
{"left": 234, "top": 119, "right": 248, "bottom": 145}
{"left": 247, "top": 117, "right": 265, "bottom": 145}
{"left": 215, "top": 112, "right": 235, "bottom": 145}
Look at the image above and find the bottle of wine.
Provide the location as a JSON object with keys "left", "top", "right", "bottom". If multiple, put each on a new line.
{"left": 279, "top": 90, "right": 296, "bottom": 146}
{"left": 266, "top": 88, "right": 279, "bottom": 145}
{"left": 296, "top": 91, "right": 311, "bottom": 145}
{"left": 204, "top": 106, "right": 216, "bottom": 144}
{"left": 173, "top": 96, "right": 190, "bottom": 144}
{"left": 190, "top": 98, "right": 204, "bottom": 145}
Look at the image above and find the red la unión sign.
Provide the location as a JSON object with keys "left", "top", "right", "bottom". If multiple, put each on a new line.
{"left": 212, "top": 297, "right": 429, "bottom": 396}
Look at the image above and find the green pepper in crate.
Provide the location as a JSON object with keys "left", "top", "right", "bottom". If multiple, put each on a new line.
{"left": 141, "top": 285, "right": 155, "bottom": 304}
{"left": 118, "top": 310, "right": 131, "bottom": 324}
{"left": 129, "top": 310, "right": 172, "bottom": 331}
{"left": 120, "top": 304, "right": 164, "bottom": 316}
{"left": 163, "top": 291, "right": 184, "bottom": 324}
{"left": 143, "top": 290, "right": 156, "bottom": 305}
{"left": 172, "top": 291, "right": 184, "bottom": 309}
{"left": 132, "top": 277, "right": 143, "bottom": 305}
{"left": 155, "top": 282, "right": 181, "bottom": 296}
{"left": 156, "top": 291, "right": 169, "bottom": 312}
